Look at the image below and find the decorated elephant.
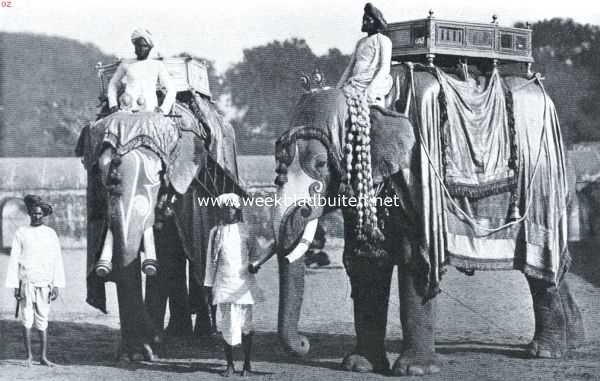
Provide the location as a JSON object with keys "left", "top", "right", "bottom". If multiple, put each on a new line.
{"left": 76, "top": 90, "right": 242, "bottom": 360}
{"left": 271, "top": 64, "right": 585, "bottom": 376}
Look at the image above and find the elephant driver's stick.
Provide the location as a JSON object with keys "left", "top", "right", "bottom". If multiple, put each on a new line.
{"left": 248, "top": 244, "right": 277, "bottom": 274}
{"left": 249, "top": 219, "right": 319, "bottom": 274}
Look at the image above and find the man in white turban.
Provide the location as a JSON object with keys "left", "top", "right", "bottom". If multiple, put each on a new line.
{"left": 107, "top": 28, "right": 175, "bottom": 114}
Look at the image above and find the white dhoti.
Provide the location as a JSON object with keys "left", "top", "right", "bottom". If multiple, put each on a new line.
{"left": 20, "top": 282, "right": 51, "bottom": 331}
{"left": 216, "top": 303, "right": 254, "bottom": 346}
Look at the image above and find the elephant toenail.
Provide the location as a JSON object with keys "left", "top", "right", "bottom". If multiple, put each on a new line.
{"left": 408, "top": 365, "right": 425, "bottom": 376}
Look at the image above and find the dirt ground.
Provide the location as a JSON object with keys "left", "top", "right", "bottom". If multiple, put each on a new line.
{"left": 1, "top": 239, "right": 599, "bottom": 381}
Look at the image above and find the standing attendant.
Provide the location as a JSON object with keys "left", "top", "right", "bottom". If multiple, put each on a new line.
{"left": 5, "top": 195, "right": 65, "bottom": 367}
{"left": 204, "top": 193, "right": 263, "bottom": 377}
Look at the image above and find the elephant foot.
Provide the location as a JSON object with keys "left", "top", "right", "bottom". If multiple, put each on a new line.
{"left": 341, "top": 350, "right": 389, "bottom": 374}
{"left": 342, "top": 353, "right": 374, "bottom": 373}
{"left": 527, "top": 339, "right": 563, "bottom": 359}
{"left": 391, "top": 349, "right": 440, "bottom": 377}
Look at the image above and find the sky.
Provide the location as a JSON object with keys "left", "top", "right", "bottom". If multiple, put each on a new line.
{"left": 1, "top": 0, "right": 600, "bottom": 73}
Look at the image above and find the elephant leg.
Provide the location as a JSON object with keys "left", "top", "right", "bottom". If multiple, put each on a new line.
{"left": 165, "top": 250, "right": 193, "bottom": 337}
{"left": 116, "top": 258, "right": 158, "bottom": 360}
{"left": 392, "top": 262, "right": 439, "bottom": 377}
{"left": 144, "top": 264, "right": 169, "bottom": 335}
{"left": 191, "top": 280, "right": 217, "bottom": 336}
{"left": 526, "top": 277, "right": 566, "bottom": 358}
{"left": 558, "top": 279, "right": 585, "bottom": 349}
{"left": 342, "top": 257, "right": 392, "bottom": 373}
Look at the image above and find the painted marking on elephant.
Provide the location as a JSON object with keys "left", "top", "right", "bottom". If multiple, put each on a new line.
{"left": 122, "top": 151, "right": 141, "bottom": 241}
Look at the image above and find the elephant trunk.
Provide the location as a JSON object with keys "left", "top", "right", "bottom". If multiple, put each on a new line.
{"left": 277, "top": 254, "right": 310, "bottom": 356}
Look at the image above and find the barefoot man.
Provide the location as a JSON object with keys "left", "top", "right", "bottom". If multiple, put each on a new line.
{"left": 5, "top": 195, "right": 65, "bottom": 367}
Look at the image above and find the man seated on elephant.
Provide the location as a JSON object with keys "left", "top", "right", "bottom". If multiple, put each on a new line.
{"left": 336, "top": 3, "right": 392, "bottom": 243}
{"left": 107, "top": 28, "right": 175, "bottom": 114}
{"left": 337, "top": 2, "right": 392, "bottom": 107}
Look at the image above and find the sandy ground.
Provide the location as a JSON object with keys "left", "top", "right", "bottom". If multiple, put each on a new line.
{"left": 1, "top": 239, "right": 599, "bottom": 381}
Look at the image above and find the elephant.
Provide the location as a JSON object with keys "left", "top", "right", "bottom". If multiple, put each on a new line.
{"left": 271, "top": 64, "right": 585, "bottom": 376}
{"left": 77, "top": 91, "right": 242, "bottom": 360}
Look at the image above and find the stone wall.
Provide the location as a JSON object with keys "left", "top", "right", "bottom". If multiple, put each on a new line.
{"left": 0, "top": 156, "right": 291, "bottom": 250}
{"left": 0, "top": 158, "right": 87, "bottom": 249}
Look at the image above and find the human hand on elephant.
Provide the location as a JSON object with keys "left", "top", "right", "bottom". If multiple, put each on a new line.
{"left": 248, "top": 262, "right": 260, "bottom": 274}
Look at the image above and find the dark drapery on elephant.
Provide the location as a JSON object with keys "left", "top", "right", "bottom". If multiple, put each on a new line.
{"left": 77, "top": 94, "right": 241, "bottom": 360}
{"left": 271, "top": 65, "right": 585, "bottom": 376}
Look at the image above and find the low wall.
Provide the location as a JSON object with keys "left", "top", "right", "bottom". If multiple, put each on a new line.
{"left": 0, "top": 156, "right": 287, "bottom": 250}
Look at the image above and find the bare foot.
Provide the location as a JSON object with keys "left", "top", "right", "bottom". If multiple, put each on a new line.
{"left": 241, "top": 364, "right": 253, "bottom": 377}
{"left": 221, "top": 365, "right": 235, "bottom": 377}
{"left": 40, "top": 357, "right": 56, "bottom": 367}
{"left": 25, "top": 357, "right": 33, "bottom": 367}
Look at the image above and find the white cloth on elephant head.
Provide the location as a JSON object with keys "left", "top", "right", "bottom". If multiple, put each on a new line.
{"left": 337, "top": 33, "right": 393, "bottom": 106}
{"left": 107, "top": 58, "right": 175, "bottom": 114}
{"left": 216, "top": 303, "right": 253, "bottom": 346}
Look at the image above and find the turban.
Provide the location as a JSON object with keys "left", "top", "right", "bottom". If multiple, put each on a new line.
{"left": 216, "top": 193, "right": 241, "bottom": 209}
{"left": 23, "top": 194, "right": 53, "bottom": 216}
{"left": 364, "top": 3, "right": 387, "bottom": 31}
{"left": 131, "top": 28, "right": 154, "bottom": 47}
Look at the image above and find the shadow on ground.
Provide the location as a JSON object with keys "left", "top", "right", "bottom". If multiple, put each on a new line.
{"left": 1, "top": 318, "right": 552, "bottom": 374}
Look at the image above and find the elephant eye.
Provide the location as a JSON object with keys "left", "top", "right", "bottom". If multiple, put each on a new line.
{"left": 315, "top": 160, "right": 327, "bottom": 169}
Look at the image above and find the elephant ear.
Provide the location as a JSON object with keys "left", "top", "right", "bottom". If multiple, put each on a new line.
{"left": 166, "top": 129, "right": 208, "bottom": 194}
{"left": 369, "top": 106, "right": 416, "bottom": 183}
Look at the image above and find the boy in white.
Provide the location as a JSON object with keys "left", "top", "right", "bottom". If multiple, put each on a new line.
{"left": 204, "top": 193, "right": 262, "bottom": 377}
{"left": 5, "top": 195, "right": 65, "bottom": 367}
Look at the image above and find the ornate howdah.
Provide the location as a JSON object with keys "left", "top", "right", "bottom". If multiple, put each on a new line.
{"left": 95, "top": 56, "right": 212, "bottom": 100}
{"left": 386, "top": 12, "right": 533, "bottom": 65}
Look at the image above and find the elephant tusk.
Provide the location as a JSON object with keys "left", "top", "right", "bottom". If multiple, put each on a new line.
{"left": 96, "top": 229, "right": 114, "bottom": 277}
{"left": 141, "top": 227, "right": 158, "bottom": 276}
{"left": 285, "top": 219, "right": 319, "bottom": 263}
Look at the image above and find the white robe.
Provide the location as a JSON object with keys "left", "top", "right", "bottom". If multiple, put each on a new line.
{"left": 5, "top": 225, "right": 65, "bottom": 289}
{"left": 5, "top": 224, "right": 65, "bottom": 331}
{"left": 108, "top": 58, "right": 175, "bottom": 114}
{"left": 337, "top": 33, "right": 393, "bottom": 105}
{"left": 204, "top": 223, "right": 262, "bottom": 345}
{"left": 204, "top": 223, "right": 260, "bottom": 305}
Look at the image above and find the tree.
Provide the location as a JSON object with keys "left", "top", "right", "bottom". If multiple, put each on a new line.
{"left": 223, "top": 39, "right": 350, "bottom": 154}
{"left": 516, "top": 19, "right": 600, "bottom": 143}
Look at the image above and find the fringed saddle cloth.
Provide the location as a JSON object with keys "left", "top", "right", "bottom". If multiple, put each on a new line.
{"left": 436, "top": 69, "right": 517, "bottom": 199}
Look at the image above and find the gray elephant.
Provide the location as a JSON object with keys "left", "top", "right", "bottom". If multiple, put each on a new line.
{"left": 77, "top": 90, "right": 242, "bottom": 360}
{"left": 271, "top": 64, "right": 585, "bottom": 376}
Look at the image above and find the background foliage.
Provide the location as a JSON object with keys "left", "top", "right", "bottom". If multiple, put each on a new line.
{"left": 1, "top": 18, "right": 599, "bottom": 156}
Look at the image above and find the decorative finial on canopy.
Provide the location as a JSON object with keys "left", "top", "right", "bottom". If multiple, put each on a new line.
{"left": 492, "top": 14, "right": 498, "bottom": 24}
{"left": 300, "top": 73, "right": 311, "bottom": 92}
{"left": 428, "top": 9, "right": 435, "bottom": 18}
{"left": 311, "top": 67, "right": 324, "bottom": 88}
